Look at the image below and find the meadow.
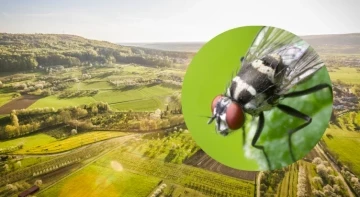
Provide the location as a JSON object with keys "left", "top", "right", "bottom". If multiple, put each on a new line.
{"left": 23, "top": 65, "right": 180, "bottom": 112}
{"left": 37, "top": 164, "right": 161, "bottom": 197}
{"left": 0, "top": 133, "right": 56, "bottom": 150}
{"left": 328, "top": 66, "right": 360, "bottom": 84}
{"left": 0, "top": 93, "right": 13, "bottom": 107}
{"left": 323, "top": 126, "right": 360, "bottom": 176}
{"left": 14, "top": 131, "right": 130, "bottom": 154}
{"left": 28, "top": 95, "right": 96, "bottom": 110}
{"left": 35, "top": 131, "right": 254, "bottom": 197}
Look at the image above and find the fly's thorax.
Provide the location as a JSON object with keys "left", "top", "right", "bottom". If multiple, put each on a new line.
{"left": 243, "top": 93, "right": 274, "bottom": 116}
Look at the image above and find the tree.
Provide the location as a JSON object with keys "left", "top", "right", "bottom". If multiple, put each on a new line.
{"left": 316, "top": 164, "right": 329, "bottom": 180}
{"left": 34, "top": 179, "right": 43, "bottom": 186}
{"left": 71, "top": 129, "right": 77, "bottom": 135}
{"left": 60, "top": 110, "right": 71, "bottom": 123}
{"left": 6, "top": 184, "right": 18, "bottom": 192}
{"left": 167, "top": 92, "right": 181, "bottom": 111}
{"left": 10, "top": 113, "right": 19, "bottom": 127}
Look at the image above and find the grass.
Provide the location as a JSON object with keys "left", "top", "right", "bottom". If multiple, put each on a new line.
{"left": 127, "top": 131, "right": 199, "bottom": 163}
{"left": 110, "top": 98, "right": 163, "bottom": 111}
{"left": 93, "top": 85, "right": 175, "bottom": 104}
{"left": 0, "top": 133, "right": 56, "bottom": 150}
{"left": 158, "top": 182, "right": 207, "bottom": 197}
{"left": 38, "top": 131, "right": 254, "bottom": 197}
{"left": 323, "top": 125, "right": 360, "bottom": 176}
{"left": 70, "top": 81, "right": 113, "bottom": 90}
{"left": 28, "top": 84, "right": 176, "bottom": 111}
{"left": 28, "top": 95, "right": 96, "bottom": 110}
{"left": 0, "top": 93, "right": 13, "bottom": 107}
{"left": 95, "top": 151, "right": 254, "bottom": 197}
{"left": 329, "top": 67, "right": 360, "bottom": 84}
{"left": 7, "top": 156, "right": 53, "bottom": 172}
{"left": 277, "top": 163, "right": 298, "bottom": 197}
{"left": 15, "top": 131, "right": 129, "bottom": 154}
{"left": 37, "top": 164, "right": 161, "bottom": 197}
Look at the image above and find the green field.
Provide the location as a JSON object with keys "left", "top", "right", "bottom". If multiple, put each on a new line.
{"left": 329, "top": 67, "right": 360, "bottom": 84}
{"left": 109, "top": 98, "right": 162, "bottom": 111}
{"left": 277, "top": 164, "right": 298, "bottom": 197}
{"left": 93, "top": 85, "right": 175, "bottom": 104}
{"left": 28, "top": 84, "right": 176, "bottom": 111}
{"left": 14, "top": 131, "right": 129, "bottom": 154}
{"left": 0, "top": 133, "right": 56, "bottom": 150}
{"left": 38, "top": 164, "right": 161, "bottom": 197}
{"left": 128, "top": 131, "right": 199, "bottom": 163}
{"left": 323, "top": 126, "right": 360, "bottom": 176}
{"left": 36, "top": 131, "right": 254, "bottom": 197}
{"left": 29, "top": 95, "right": 96, "bottom": 110}
{"left": 70, "top": 81, "right": 113, "bottom": 90}
{"left": 0, "top": 93, "right": 13, "bottom": 107}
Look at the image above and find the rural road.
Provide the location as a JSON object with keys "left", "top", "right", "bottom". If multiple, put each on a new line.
{"left": 314, "top": 144, "right": 355, "bottom": 197}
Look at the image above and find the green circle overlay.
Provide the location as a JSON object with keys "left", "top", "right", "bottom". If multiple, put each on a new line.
{"left": 182, "top": 26, "right": 333, "bottom": 171}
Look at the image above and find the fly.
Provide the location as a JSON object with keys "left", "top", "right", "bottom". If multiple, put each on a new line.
{"left": 208, "top": 26, "right": 333, "bottom": 170}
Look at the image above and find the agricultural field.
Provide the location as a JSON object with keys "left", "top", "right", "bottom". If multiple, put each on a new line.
{"left": 34, "top": 130, "right": 254, "bottom": 197}
{"left": 37, "top": 164, "right": 161, "bottom": 197}
{"left": 328, "top": 66, "right": 360, "bottom": 84}
{"left": 14, "top": 131, "right": 129, "bottom": 154}
{"left": 0, "top": 95, "right": 42, "bottom": 114}
{"left": 323, "top": 126, "right": 360, "bottom": 176}
{"left": 18, "top": 65, "right": 182, "bottom": 111}
{"left": 276, "top": 163, "right": 298, "bottom": 197}
{"left": 0, "top": 93, "right": 13, "bottom": 107}
{"left": 123, "top": 130, "right": 200, "bottom": 163}
{"left": 28, "top": 95, "right": 96, "bottom": 110}
{"left": 70, "top": 81, "right": 113, "bottom": 90}
{"left": 184, "top": 150, "right": 257, "bottom": 181}
{"left": 0, "top": 133, "right": 56, "bottom": 150}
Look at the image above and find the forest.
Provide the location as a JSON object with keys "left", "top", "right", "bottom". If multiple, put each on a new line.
{"left": 0, "top": 33, "right": 193, "bottom": 72}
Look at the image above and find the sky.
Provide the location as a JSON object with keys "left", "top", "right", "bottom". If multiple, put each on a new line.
{"left": 1, "top": 0, "right": 360, "bottom": 43}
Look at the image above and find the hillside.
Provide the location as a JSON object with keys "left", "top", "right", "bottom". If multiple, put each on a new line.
{"left": 0, "top": 33, "right": 194, "bottom": 72}
{"left": 301, "top": 33, "right": 360, "bottom": 54}
{"left": 121, "top": 33, "right": 360, "bottom": 55}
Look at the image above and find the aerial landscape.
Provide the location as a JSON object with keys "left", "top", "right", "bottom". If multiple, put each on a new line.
{"left": 0, "top": 32, "right": 360, "bottom": 197}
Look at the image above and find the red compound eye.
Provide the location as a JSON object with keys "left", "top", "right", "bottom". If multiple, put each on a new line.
{"left": 226, "top": 102, "right": 245, "bottom": 130}
{"left": 211, "top": 95, "right": 223, "bottom": 112}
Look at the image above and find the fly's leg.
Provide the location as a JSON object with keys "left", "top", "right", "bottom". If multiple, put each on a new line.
{"left": 276, "top": 83, "right": 331, "bottom": 162}
{"left": 241, "top": 113, "right": 248, "bottom": 147}
{"left": 251, "top": 112, "right": 271, "bottom": 170}
{"left": 242, "top": 126, "right": 246, "bottom": 147}
{"left": 282, "top": 83, "right": 332, "bottom": 98}
{"left": 277, "top": 104, "right": 312, "bottom": 162}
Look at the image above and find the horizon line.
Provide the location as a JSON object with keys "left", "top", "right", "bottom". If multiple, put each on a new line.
{"left": 1, "top": 31, "right": 360, "bottom": 44}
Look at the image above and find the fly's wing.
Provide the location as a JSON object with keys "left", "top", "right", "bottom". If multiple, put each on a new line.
{"left": 241, "top": 26, "right": 301, "bottom": 66}
{"left": 242, "top": 26, "right": 324, "bottom": 95}
{"left": 277, "top": 44, "right": 324, "bottom": 95}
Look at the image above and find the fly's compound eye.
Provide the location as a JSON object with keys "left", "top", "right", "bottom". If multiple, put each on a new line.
{"left": 211, "top": 95, "right": 223, "bottom": 113}
{"left": 225, "top": 102, "right": 245, "bottom": 130}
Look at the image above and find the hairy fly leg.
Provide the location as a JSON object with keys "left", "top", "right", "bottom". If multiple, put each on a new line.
{"left": 251, "top": 112, "right": 271, "bottom": 170}
{"left": 242, "top": 126, "right": 246, "bottom": 147}
{"left": 277, "top": 104, "right": 312, "bottom": 162}
{"left": 282, "top": 83, "right": 332, "bottom": 98}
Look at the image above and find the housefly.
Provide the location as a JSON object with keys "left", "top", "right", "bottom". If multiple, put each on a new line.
{"left": 208, "top": 26, "right": 332, "bottom": 169}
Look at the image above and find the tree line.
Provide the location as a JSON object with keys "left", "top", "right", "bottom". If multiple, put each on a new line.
{"left": 0, "top": 33, "right": 192, "bottom": 72}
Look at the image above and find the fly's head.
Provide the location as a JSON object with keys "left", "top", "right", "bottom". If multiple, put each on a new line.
{"left": 208, "top": 95, "right": 245, "bottom": 136}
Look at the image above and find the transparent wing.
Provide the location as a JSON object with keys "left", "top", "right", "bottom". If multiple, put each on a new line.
{"left": 277, "top": 44, "right": 324, "bottom": 95}
{"left": 242, "top": 26, "right": 324, "bottom": 95}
